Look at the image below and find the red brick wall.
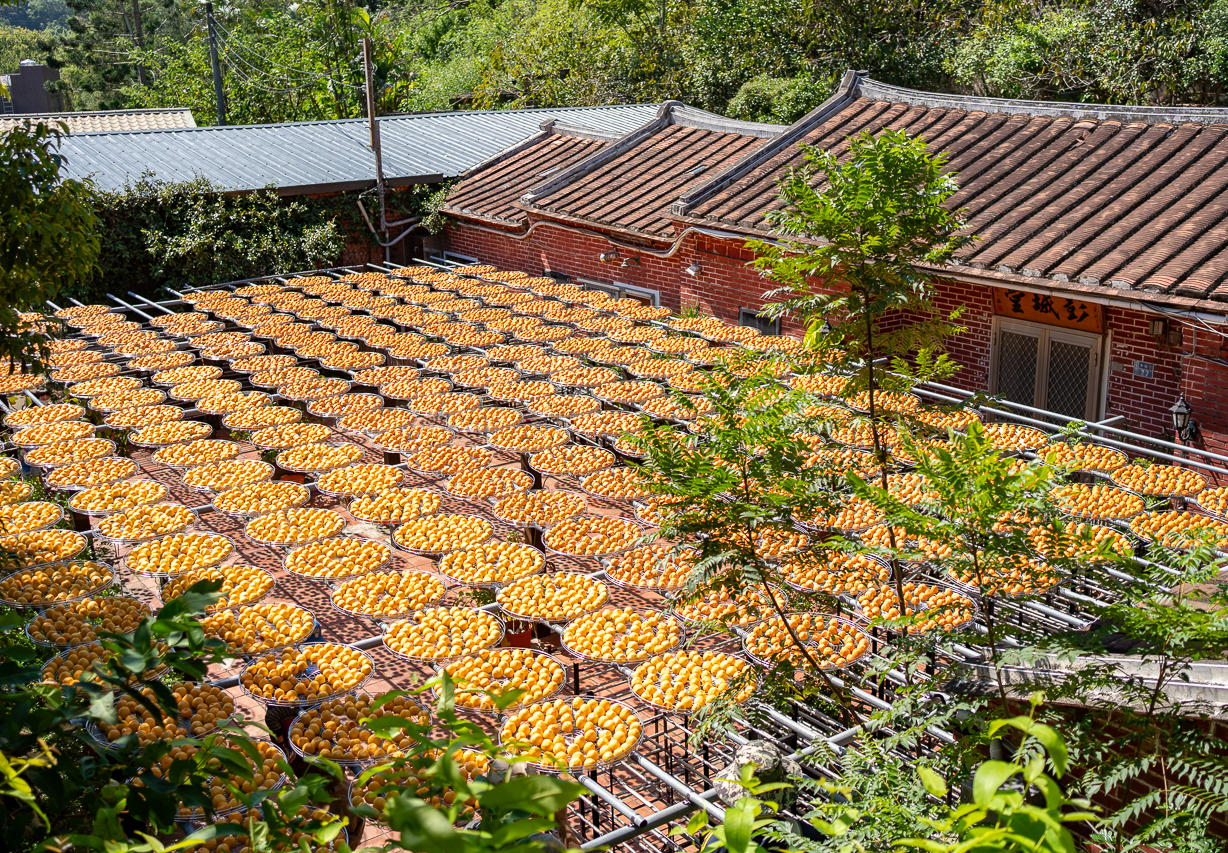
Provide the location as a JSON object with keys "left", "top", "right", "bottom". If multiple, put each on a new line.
{"left": 444, "top": 219, "right": 1228, "bottom": 454}
{"left": 1103, "top": 308, "right": 1183, "bottom": 440}
{"left": 446, "top": 221, "right": 794, "bottom": 329}
{"left": 1094, "top": 309, "right": 1228, "bottom": 456}
{"left": 1184, "top": 327, "right": 1228, "bottom": 458}
{"left": 930, "top": 278, "right": 995, "bottom": 392}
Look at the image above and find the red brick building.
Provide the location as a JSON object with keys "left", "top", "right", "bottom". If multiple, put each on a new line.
{"left": 441, "top": 73, "right": 1228, "bottom": 454}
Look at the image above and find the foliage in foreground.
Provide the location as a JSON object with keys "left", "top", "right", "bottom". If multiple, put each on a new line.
{"left": 629, "top": 127, "right": 1228, "bottom": 851}
{"left": 0, "top": 577, "right": 585, "bottom": 852}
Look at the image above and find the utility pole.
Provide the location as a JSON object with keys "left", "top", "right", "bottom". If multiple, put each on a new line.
{"left": 204, "top": 1, "right": 227, "bottom": 125}
{"left": 130, "top": 0, "right": 147, "bottom": 85}
{"left": 362, "top": 37, "right": 389, "bottom": 262}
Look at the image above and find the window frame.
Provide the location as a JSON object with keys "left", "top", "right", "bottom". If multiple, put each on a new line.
{"left": 738, "top": 308, "right": 781, "bottom": 336}
{"left": 989, "top": 316, "right": 1103, "bottom": 420}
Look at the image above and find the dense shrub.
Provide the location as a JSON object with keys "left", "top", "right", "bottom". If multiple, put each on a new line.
{"left": 727, "top": 74, "right": 834, "bottom": 124}
{"left": 76, "top": 176, "right": 346, "bottom": 303}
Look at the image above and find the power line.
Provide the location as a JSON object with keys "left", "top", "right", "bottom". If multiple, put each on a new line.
{"left": 209, "top": 15, "right": 361, "bottom": 89}
{"left": 219, "top": 47, "right": 361, "bottom": 96}
{"left": 218, "top": 52, "right": 335, "bottom": 95}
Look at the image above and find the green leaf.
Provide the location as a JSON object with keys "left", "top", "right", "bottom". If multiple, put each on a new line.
{"left": 488, "top": 816, "right": 557, "bottom": 846}
{"left": 478, "top": 774, "right": 586, "bottom": 816}
{"left": 385, "top": 798, "right": 459, "bottom": 853}
{"left": 684, "top": 808, "right": 709, "bottom": 835}
{"left": 363, "top": 714, "right": 426, "bottom": 735}
{"left": 721, "top": 797, "right": 758, "bottom": 853}
{"left": 917, "top": 765, "right": 948, "bottom": 798}
{"left": 435, "top": 670, "right": 455, "bottom": 716}
{"left": 491, "top": 686, "right": 527, "bottom": 711}
{"left": 1026, "top": 722, "right": 1069, "bottom": 779}
{"left": 972, "top": 761, "right": 1019, "bottom": 808}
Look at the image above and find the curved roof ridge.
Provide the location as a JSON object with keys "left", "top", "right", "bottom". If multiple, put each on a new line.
{"left": 546, "top": 119, "right": 633, "bottom": 142}
{"left": 859, "top": 76, "right": 1228, "bottom": 127}
{"left": 668, "top": 104, "right": 783, "bottom": 137}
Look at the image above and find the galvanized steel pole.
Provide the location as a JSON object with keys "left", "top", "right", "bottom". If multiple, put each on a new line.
{"left": 204, "top": 1, "right": 227, "bottom": 125}
{"left": 362, "top": 37, "right": 389, "bottom": 264}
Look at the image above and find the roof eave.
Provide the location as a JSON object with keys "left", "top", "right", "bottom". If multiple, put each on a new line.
{"left": 672, "top": 212, "right": 1228, "bottom": 317}
{"left": 521, "top": 208, "right": 675, "bottom": 248}
{"left": 925, "top": 263, "right": 1228, "bottom": 318}
{"left": 439, "top": 206, "right": 529, "bottom": 232}
{"left": 251, "top": 173, "right": 447, "bottom": 196}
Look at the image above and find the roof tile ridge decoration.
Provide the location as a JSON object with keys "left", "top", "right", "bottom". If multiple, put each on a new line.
{"left": 59, "top": 103, "right": 664, "bottom": 138}
{"left": 666, "top": 104, "right": 784, "bottom": 138}
{"left": 519, "top": 101, "right": 682, "bottom": 207}
{"left": 857, "top": 77, "right": 1228, "bottom": 127}
{"left": 671, "top": 69, "right": 865, "bottom": 219}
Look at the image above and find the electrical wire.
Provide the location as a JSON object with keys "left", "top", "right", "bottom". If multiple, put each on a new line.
{"left": 1149, "top": 301, "right": 1228, "bottom": 339}
{"left": 210, "top": 15, "right": 362, "bottom": 90}
{"left": 218, "top": 52, "right": 340, "bottom": 96}
{"left": 211, "top": 18, "right": 362, "bottom": 99}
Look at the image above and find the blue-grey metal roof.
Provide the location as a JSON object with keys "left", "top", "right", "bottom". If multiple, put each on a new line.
{"left": 56, "top": 104, "right": 661, "bottom": 194}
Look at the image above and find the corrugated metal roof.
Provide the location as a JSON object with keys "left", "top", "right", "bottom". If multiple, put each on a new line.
{"left": 56, "top": 104, "right": 659, "bottom": 194}
{"left": 0, "top": 108, "right": 196, "bottom": 134}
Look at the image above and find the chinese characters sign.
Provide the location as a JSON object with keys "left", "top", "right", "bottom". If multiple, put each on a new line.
{"left": 992, "top": 289, "right": 1104, "bottom": 333}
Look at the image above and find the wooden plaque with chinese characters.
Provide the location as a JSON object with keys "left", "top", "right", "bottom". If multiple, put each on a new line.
{"left": 992, "top": 289, "right": 1105, "bottom": 333}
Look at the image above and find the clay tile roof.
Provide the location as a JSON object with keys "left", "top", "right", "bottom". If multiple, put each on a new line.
{"left": 519, "top": 102, "right": 782, "bottom": 242}
{"left": 441, "top": 121, "right": 619, "bottom": 227}
{"left": 0, "top": 108, "right": 196, "bottom": 134}
{"left": 677, "top": 71, "right": 1228, "bottom": 305}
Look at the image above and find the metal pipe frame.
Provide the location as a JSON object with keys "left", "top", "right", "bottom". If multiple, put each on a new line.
{"left": 24, "top": 261, "right": 1228, "bottom": 850}
{"left": 914, "top": 382, "right": 1228, "bottom": 476}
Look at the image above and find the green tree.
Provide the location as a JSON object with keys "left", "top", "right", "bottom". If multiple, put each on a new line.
{"left": 0, "top": 0, "right": 70, "bottom": 31}
{"left": 45, "top": 0, "right": 189, "bottom": 110}
{"left": 751, "top": 128, "right": 973, "bottom": 627}
{"left": 0, "top": 122, "right": 99, "bottom": 372}
{"left": 0, "top": 23, "right": 41, "bottom": 71}
{"left": 726, "top": 73, "right": 832, "bottom": 124}
{"left": 677, "top": 0, "right": 814, "bottom": 113}
{"left": 802, "top": 0, "right": 978, "bottom": 91}
{"left": 947, "top": 0, "right": 1228, "bottom": 106}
